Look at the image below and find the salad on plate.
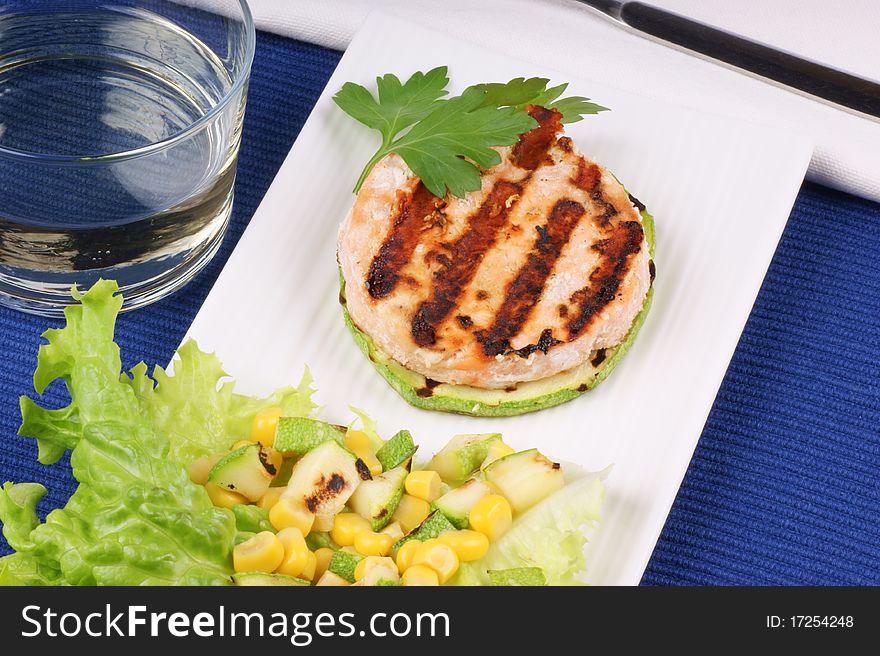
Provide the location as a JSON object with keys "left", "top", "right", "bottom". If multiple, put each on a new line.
{"left": 0, "top": 281, "right": 606, "bottom": 586}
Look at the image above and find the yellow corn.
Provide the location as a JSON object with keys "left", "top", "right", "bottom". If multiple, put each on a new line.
{"left": 352, "top": 555, "right": 394, "bottom": 582}
{"left": 251, "top": 406, "right": 283, "bottom": 447}
{"left": 392, "top": 494, "right": 431, "bottom": 533}
{"left": 468, "top": 494, "right": 512, "bottom": 541}
{"left": 412, "top": 539, "right": 459, "bottom": 583}
{"left": 401, "top": 564, "right": 440, "bottom": 586}
{"left": 269, "top": 497, "right": 315, "bottom": 535}
{"left": 404, "top": 470, "right": 442, "bottom": 502}
{"left": 313, "top": 547, "right": 335, "bottom": 582}
{"left": 187, "top": 453, "right": 223, "bottom": 486}
{"left": 344, "top": 429, "right": 372, "bottom": 452}
{"left": 482, "top": 441, "right": 515, "bottom": 468}
{"left": 380, "top": 521, "right": 404, "bottom": 540}
{"left": 205, "top": 482, "right": 248, "bottom": 509}
{"left": 233, "top": 531, "right": 284, "bottom": 573}
{"left": 300, "top": 551, "right": 317, "bottom": 582}
{"left": 274, "top": 527, "right": 311, "bottom": 577}
{"left": 394, "top": 539, "right": 421, "bottom": 572}
{"left": 330, "top": 512, "right": 371, "bottom": 547}
{"left": 353, "top": 531, "right": 395, "bottom": 557}
{"left": 439, "top": 530, "right": 489, "bottom": 562}
{"left": 231, "top": 439, "right": 254, "bottom": 451}
{"left": 257, "top": 487, "right": 284, "bottom": 510}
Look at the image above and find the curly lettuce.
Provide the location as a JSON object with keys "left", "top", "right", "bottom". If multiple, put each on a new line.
{"left": 0, "top": 280, "right": 315, "bottom": 585}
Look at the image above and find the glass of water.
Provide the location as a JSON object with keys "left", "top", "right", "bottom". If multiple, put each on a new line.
{"left": 0, "top": 0, "right": 255, "bottom": 315}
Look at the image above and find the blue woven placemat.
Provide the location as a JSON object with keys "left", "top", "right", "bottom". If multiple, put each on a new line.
{"left": 1, "top": 31, "right": 878, "bottom": 585}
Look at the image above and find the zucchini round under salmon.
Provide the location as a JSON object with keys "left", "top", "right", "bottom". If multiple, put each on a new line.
{"left": 337, "top": 106, "right": 655, "bottom": 417}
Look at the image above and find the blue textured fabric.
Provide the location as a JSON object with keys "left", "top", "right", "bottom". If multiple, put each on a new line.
{"left": 1, "top": 31, "right": 878, "bottom": 585}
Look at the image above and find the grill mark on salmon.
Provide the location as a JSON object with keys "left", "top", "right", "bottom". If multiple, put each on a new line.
{"left": 411, "top": 179, "right": 526, "bottom": 347}
{"left": 511, "top": 105, "right": 563, "bottom": 169}
{"left": 567, "top": 220, "right": 644, "bottom": 338}
{"left": 476, "top": 200, "right": 587, "bottom": 357}
{"left": 409, "top": 107, "right": 564, "bottom": 348}
{"left": 513, "top": 328, "right": 562, "bottom": 359}
{"left": 365, "top": 184, "right": 445, "bottom": 299}
{"left": 572, "top": 159, "right": 618, "bottom": 225}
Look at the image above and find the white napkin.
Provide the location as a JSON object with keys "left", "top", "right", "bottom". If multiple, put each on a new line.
{"left": 233, "top": 0, "right": 880, "bottom": 203}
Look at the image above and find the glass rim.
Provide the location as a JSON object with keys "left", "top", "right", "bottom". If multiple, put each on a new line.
{"left": 0, "top": 0, "right": 256, "bottom": 165}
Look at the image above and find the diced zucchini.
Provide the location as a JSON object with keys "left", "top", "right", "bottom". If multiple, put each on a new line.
{"left": 282, "top": 441, "right": 361, "bottom": 531}
{"left": 315, "top": 571, "right": 351, "bottom": 586}
{"left": 487, "top": 567, "right": 546, "bottom": 586}
{"left": 328, "top": 548, "right": 363, "bottom": 583}
{"left": 483, "top": 448, "right": 564, "bottom": 513}
{"left": 376, "top": 430, "right": 418, "bottom": 470}
{"left": 208, "top": 444, "right": 275, "bottom": 501}
{"left": 392, "top": 510, "right": 456, "bottom": 551}
{"left": 428, "top": 434, "right": 501, "bottom": 483}
{"left": 273, "top": 417, "right": 346, "bottom": 455}
{"left": 347, "top": 466, "right": 408, "bottom": 531}
{"left": 431, "top": 478, "right": 491, "bottom": 529}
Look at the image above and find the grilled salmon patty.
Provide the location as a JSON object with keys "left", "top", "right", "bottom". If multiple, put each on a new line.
{"left": 337, "top": 107, "right": 651, "bottom": 390}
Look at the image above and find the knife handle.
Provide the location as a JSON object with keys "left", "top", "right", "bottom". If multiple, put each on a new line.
{"left": 617, "top": 1, "right": 880, "bottom": 119}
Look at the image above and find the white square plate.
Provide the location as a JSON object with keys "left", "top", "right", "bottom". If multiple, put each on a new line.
{"left": 184, "top": 13, "right": 812, "bottom": 585}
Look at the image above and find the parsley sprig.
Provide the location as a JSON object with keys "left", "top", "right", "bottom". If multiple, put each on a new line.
{"left": 333, "top": 66, "right": 608, "bottom": 198}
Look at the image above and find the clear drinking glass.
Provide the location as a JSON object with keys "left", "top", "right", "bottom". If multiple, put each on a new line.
{"left": 0, "top": 0, "right": 255, "bottom": 315}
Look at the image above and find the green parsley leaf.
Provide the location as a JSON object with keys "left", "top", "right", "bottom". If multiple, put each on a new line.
{"left": 547, "top": 95, "right": 609, "bottom": 123}
{"left": 333, "top": 66, "right": 449, "bottom": 135}
{"left": 334, "top": 69, "right": 609, "bottom": 198}
{"left": 470, "top": 77, "right": 608, "bottom": 123}
{"left": 471, "top": 77, "right": 557, "bottom": 109}
{"left": 391, "top": 88, "right": 537, "bottom": 198}
{"left": 333, "top": 67, "right": 451, "bottom": 192}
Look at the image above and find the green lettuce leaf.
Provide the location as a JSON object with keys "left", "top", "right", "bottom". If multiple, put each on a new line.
{"left": 0, "top": 280, "right": 315, "bottom": 585}
{"left": 347, "top": 406, "right": 385, "bottom": 451}
{"left": 127, "top": 340, "right": 316, "bottom": 464}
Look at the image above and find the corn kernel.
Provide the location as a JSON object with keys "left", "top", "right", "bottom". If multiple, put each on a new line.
{"left": 205, "top": 482, "right": 248, "bottom": 509}
{"left": 355, "top": 556, "right": 399, "bottom": 584}
{"left": 395, "top": 539, "right": 421, "bottom": 572}
{"left": 231, "top": 439, "right": 254, "bottom": 451}
{"left": 330, "top": 512, "right": 371, "bottom": 547}
{"left": 300, "top": 551, "right": 317, "bottom": 582}
{"left": 251, "top": 406, "right": 283, "bottom": 447}
{"left": 439, "top": 529, "right": 489, "bottom": 561}
{"left": 468, "top": 494, "right": 512, "bottom": 541}
{"left": 354, "top": 531, "right": 395, "bottom": 557}
{"left": 257, "top": 487, "right": 284, "bottom": 510}
{"left": 405, "top": 470, "right": 442, "bottom": 502}
{"left": 401, "top": 564, "right": 440, "bottom": 586}
{"left": 412, "top": 539, "right": 459, "bottom": 583}
{"left": 274, "top": 527, "right": 311, "bottom": 577}
{"left": 344, "top": 429, "right": 372, "bottom": 452}
{"left": 233, "top": 531, "right": 284, "bottom": 573}
{"left": 313, "top": 547, "right": 334, "bottom": 582}
{"left": 380, "top": 521, "right": 404, "bottom": 540}
{"left": 188, "top": 453, "right": 222, "bottom": 486}
{"left": 392, "top": 494, "right": 431, "bottom": 533}
{"left": 269, "top": 497, "right": 315, "bottom": 535}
